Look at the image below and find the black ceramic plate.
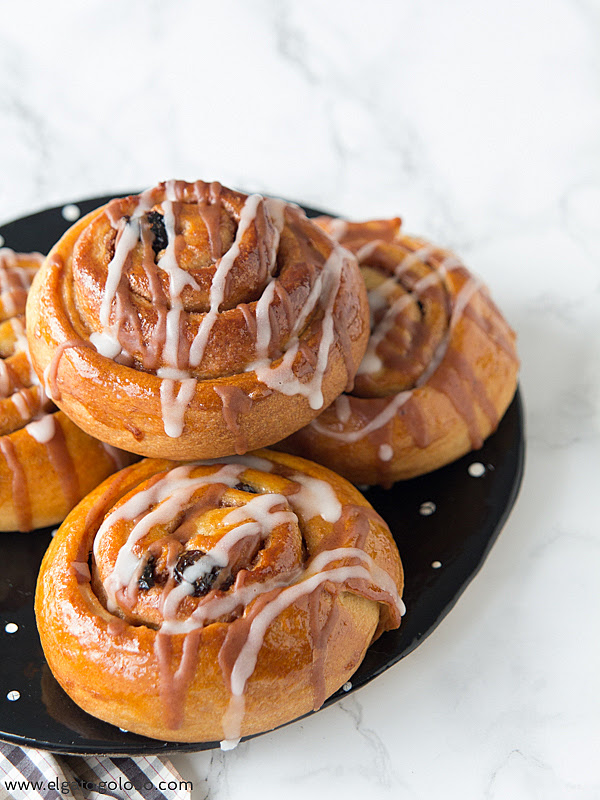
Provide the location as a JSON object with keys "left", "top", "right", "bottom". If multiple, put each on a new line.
{"left": 0, "top": 195, "right": 525, "bottom": 755}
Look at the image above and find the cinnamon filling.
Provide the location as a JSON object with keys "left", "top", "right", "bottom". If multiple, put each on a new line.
{"left": 307, "top": 219, "right": 519, "bottom": 476}
{"left": 56, "top": 181, "right": 364, "bottom": 444}
{"left": 83, "top": 457, "right": 404, "bottom": 739}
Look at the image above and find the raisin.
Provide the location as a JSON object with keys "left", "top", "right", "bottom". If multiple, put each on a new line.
{"left": 146, "top": 211, "right": 169, "bottom": 255}
{"left": 138, "top": 555, "right": 156, "bottom": 591}
{"left": 174, "top": 550, "right": 222, "bottom": 597}
{"left": 234, "top": 482, "right": 259, "bottom": 494}
{"left": 174, "top": 549, "right": 205, "bottom": 579}
{"left": 191, "top": 567, "right": 221, "bottom": 597}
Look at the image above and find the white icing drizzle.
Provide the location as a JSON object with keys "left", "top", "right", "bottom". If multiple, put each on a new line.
{"left": 97, "top": 463, "right": 247, "bottom": 610}
{"left": 70, "top": 188, "right": 346, "bottom": 442}
{"left": 158, "top": 198, "right": 201, "bottom": 367}
{"left": 161, "top": 570, "right": 295, "bottom": 635}
{"left": 0, "top": 360, "right": 11, "bottom": 397}
{"left": 286, "top": 472, "right": 342, "bottom": 523}
{"left": 11, "top": 390, "right": 31, "bottom": 420}
{"left": 253, "top": 280, "right": 279, "bottom": 360}
{"left": 159, "top": 377, "right": 197, "bottom": 438}
{"left": 327, "top": 218, "right": 348, "bottom": 242}
{"left": 311, "top": 390, "right": 412, "bottom": 443}
{"left": 221, "top": 547, "right": 405, "bottom": 741}
{"left": 9, "top": 317, "right": 28, "bottom": 353}
{"left": 190, "top": 494, "right": 295, "bottom": 569}
{"left": 42, "top": 362, "right": 57, "bottom": 402}
{"left": 91, "top": 187, "right": 156, "bottom": 365}
{"left": 307, "top": 546, "right": 404, "bottom": 608}
{"left": 0, "top": 249, "right": 40, "bottom": 315}
{"left": 100, "top": 216, "right": 145, "bottom": 330}
{"left": 358, "top": 252, "right": 446, "bottom": 377}
{"left": 161, "top": 493, "right": 298, "bottom": 621}
{"left": 248, "top": 244, "right": 348, "bottom": 410}
{"left": 0, "top": 253, "right": 54, "bottom": 430}
{"left": 157, "top": 193, "right": 283, "bottom": 435}
{"left": 355, "top": 240, "right": 380, "bottom": 262}
{"left": 395, "top": 244, "right": 435, "bottom": 275}
{"left": 188, "top": 194, "right": 264, "bottom": 368}
{"left": 357, "top": 287, "right": 411, "bottom": 376}
{"left": 264, "top": 199, "right": 286, "bottom": 277}
{"left": 435, "top": 254, "right": 463, "bottom": 279}
{"left": 1, "top": 287, "right": 20, "bottom": 316}
{"left": 91, "top": 458, "right": 404, "bottom": 744}
{"left": 334, "top": 394, "right": 352, "bottom": 424}
{"left": 100, "top": 457, "right": 350, "bottom": 618}
{"left": 0, "top": 248, "right": 17, "bottom": 271}
{"left": 89, "top": 331, "right": 121, "bottom": 359}
{"left": 199, "top": 452, "right": 276, "bottom": 473}
{"left": 378, "top": 444, "right": 393, "bottom": 461}
{"left": 414, "top": 276, "right": 481, "bottom": 388}
{"left": 310, "top": 243, "right": 484, "bottom": 445}
{"left": 96, "top": 456, "right": 370, "bottom": 629}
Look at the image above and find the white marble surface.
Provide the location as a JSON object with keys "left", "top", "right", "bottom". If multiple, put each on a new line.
{"left": 1, "top": 0, "right": 599, "bottom": 797}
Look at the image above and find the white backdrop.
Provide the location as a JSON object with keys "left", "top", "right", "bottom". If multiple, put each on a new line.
{"left": 1, "top": 1, "right": 599, "bottom": 797}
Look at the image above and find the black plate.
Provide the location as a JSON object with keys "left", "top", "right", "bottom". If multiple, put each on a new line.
{"left": 0, "top": 195, "right": 525, "bottom": 754}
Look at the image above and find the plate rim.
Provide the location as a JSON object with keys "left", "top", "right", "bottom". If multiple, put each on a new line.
{"left": 0, "top": 195, "right": 525, "bottom": 755}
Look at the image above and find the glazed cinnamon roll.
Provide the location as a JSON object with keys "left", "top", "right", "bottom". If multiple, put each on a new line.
{"left": 280, "top": 218, "right": 519, "bottom": 486}
{"left": 26, "top": 182, "right": 369, "bottom": 460}
{"left": 35, "top": 450, "right": 404, "bottom": 744}
{"left": 0, "top": 249, "right": 132, "bottom": 531}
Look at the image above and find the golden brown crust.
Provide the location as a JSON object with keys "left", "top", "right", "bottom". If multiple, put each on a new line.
{"left": 26, "top": 182, "right": 370, "bottom": 459}
{"left": 279, "top": 218, "right": 519, "bottom": 485}
{"left": 0, "top": 249, "right": 134, "bottom": 532}
{"left": 35, "top": 450, "right": 404, "bottom": 742}
{"left": 0, "top": 411, "right": 135, "bottom": 532}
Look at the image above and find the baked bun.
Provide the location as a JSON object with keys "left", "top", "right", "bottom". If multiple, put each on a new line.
{"left": 26, "top": 182, "right": 370, "bottom": 459}
{"left": 0, "top": 249, "right": 133, "bottom": 531}
{"left": 280, "top": 218, "right": 519, "bottom": 485}
{"left": 35, "top": 450, "right": 404, "bottom": 744}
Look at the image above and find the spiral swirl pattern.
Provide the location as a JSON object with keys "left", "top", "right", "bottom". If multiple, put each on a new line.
{"left": 35, "top": 450, "right": 403, "bottom": 743}
{"left": 0, "top": 249, "right": 131, "bottom": 531}
{"left": 27, "top": 182, "right": 369, "bottom": 459}
{"left": 280, "top": 218, "right": 519, "bottom": 485}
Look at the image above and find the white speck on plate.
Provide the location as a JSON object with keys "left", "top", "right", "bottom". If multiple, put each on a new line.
{"left": 7, "top": 690, "right": 20, "bottom": 701}
{"left": 419, "top": 501, "right": 436, "bottom": 516}
{"left": 62, "top": 204, "right": 81, "bottom": 222}
{"left": 468, "top": 462, "right": 486, "bottom": 477}
{"left": 4, "top": 622, "right": 18, "bottom": 634}
{"left": 431, "top": 560, "right": 442, "bottom": 569}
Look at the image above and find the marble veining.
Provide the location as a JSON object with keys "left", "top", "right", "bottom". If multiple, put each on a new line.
{"left": 1, "top": 0, "right": 599, "bottom": 796}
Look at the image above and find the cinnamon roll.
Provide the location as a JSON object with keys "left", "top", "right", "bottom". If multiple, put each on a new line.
{"left": 35, "top": 450, "right": 404, "bottom": 744}
{"left": 280, "top": 218, "right": 519, "bottom": 486}
{"left": 26, "top": 182, "right": 370, "bottom": 460}
{"left": 0, "top": 249, "right": 132, "bottom": 531}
